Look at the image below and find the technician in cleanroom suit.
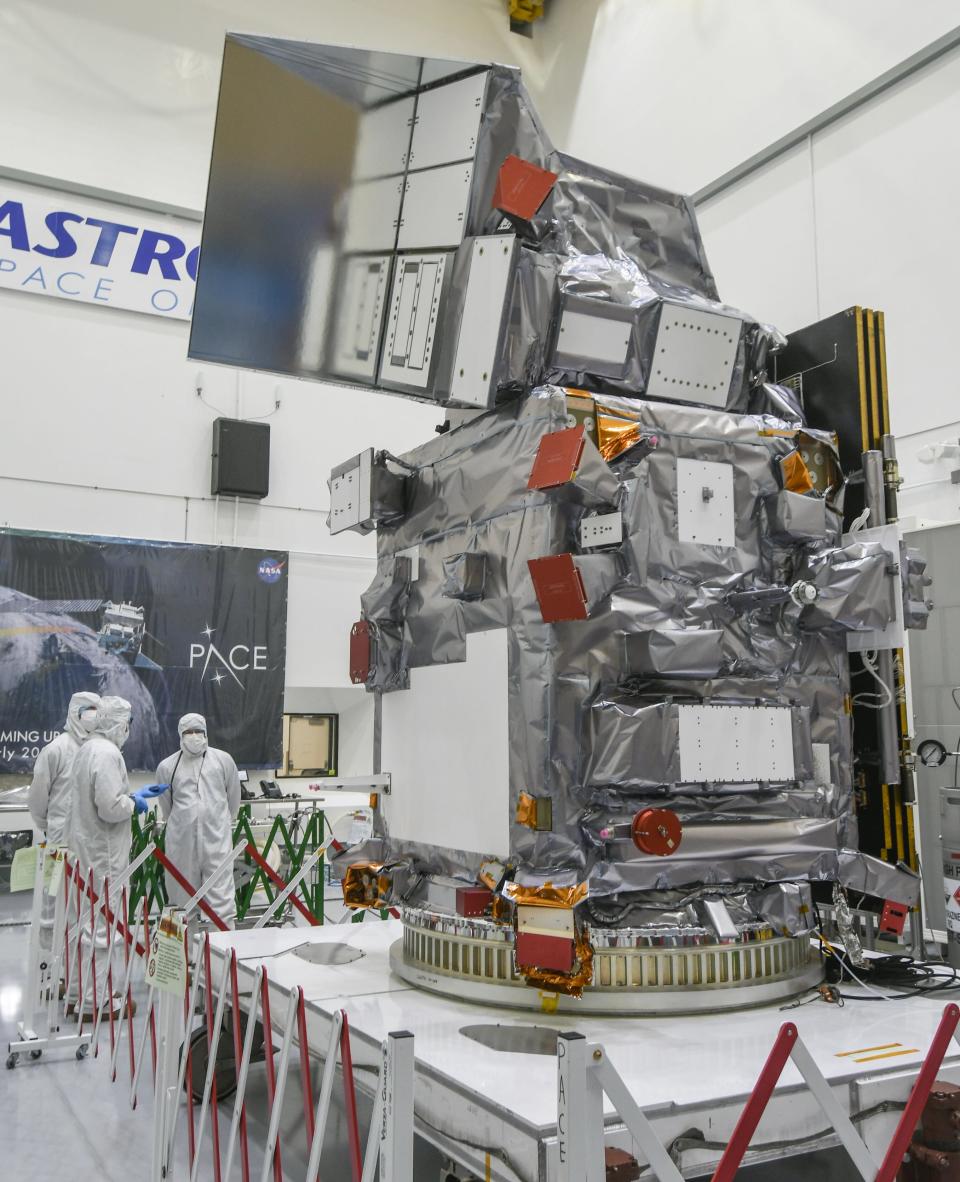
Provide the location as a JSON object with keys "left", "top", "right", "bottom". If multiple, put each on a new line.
{"left": 29, "top": 691, "right": 100, "bottom": 955}
{"left": 156, "top": 714, "right": 242, "bottom": 928}
{"left": 68, "top": 696, "right": 152, "bottom": 1019}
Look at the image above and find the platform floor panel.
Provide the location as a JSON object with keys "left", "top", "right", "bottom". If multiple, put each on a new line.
{"left": 211, "top": 920, "right": 960, "bottom": 1180}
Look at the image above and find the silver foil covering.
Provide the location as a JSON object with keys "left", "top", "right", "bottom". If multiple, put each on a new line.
{"left": 334, "top": 384, "right": 922, "bottom": 938}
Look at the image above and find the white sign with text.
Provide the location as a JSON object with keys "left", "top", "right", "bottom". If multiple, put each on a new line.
{"left": 0, "top": 178, "right": 200, "bottom": 320}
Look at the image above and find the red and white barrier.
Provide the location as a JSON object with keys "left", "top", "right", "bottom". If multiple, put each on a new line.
{"left": 557, "top": 1003, "right": 960, "bottom": 1182}
{"left": 9, "top": 841, "right": 417, "bottom": 1182}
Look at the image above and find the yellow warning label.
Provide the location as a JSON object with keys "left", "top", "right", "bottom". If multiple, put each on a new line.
{"left": 836, "top": 1042, "right": 901, "bottom": 1057}
{"left": 853, "top": 1048, "right": 918, "bottom": 1064}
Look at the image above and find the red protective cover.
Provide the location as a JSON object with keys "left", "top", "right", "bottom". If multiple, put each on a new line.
{"left": 515, "top": 930, "right": 576, "bottom": 973}
{"left": 528, "top": 554, "right": 588, "bottom": 623}
{"left": 456, "top": 887, "right": 493, "bottom": 917}
{"left": 879, "top": 898, "right": 908, "bottom": 937}
{"left": 493, "top": 154, "right": 558, "bottom": 220}
{"left": 527, "top": 425, "right": 586, "bottom": 489}
{"left": 349, "top": 620, "right": 371, "bottom": 685}
{"left": 632, "top": 808, "right": 683, "bottom": 857}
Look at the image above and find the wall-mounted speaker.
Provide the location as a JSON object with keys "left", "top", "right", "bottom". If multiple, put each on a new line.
{"left": 211, "top": 417, "right": 270, "bottom": 500}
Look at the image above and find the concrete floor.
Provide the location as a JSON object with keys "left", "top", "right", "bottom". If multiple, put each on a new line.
{"left": 0, "top": 888, "right": 856, "bottom": 1182}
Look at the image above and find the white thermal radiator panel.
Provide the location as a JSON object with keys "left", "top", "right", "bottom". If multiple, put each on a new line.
{"left": 676, "top": 458, "right": 735, "bottom": 548}
{"left": 408, "top": 71, "right": 487, "bottom": 171}
{"left": 397, "top": 163, "right": 473, "bottom": 249}
{"left": 449, "top": 235, "right": 515, "bottom": 407}
{"left": 378, "top": 252, "right": 448, "bottom": 388}
{"left": 678, "top": 704, "right": 796, "bottom": 783}
{"left": 353, "top": 96, "right": 415, "bottom": 180}
{"left": 328, "top": 449, "right": 372, "bottom": 535}
{"left": 331, "top": 255, "right": 391, "bottom": 379}
{"left": 646, "top": 304, "right": 742, "bottom": 407}
{"left": 343, "top": 176, "right": 404, "bottom": 253}
{"left": 381, "top": 628, "right": 510, "bottom": 857}
{"left": 554, "top": 309, "right": 633, "bottom": 373}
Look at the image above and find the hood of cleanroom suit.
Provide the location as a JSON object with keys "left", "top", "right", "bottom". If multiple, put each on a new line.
{"left": 65, "top": 691, "right": 102, "bottom": 743}
{"left": 178, "top": 713, "right": 209, "bottom": 757}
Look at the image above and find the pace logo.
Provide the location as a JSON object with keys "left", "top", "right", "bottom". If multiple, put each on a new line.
{"left": 257, "top": 557, "right": 285, "bottom": 584}
{"left": 189, "top": 624, "right": 268, "bottom": 688}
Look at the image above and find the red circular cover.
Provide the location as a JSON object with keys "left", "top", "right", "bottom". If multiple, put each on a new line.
{"left": 631, "top": 808, "right": 682, "bottom": 856}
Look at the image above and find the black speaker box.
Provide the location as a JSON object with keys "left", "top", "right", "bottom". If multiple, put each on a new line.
{"left": 211, "top": 417, "right": 270, "bottom": 499}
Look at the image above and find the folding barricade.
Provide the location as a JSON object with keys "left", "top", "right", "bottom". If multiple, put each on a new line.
{"left": 556, "top": 1003, "right": 960, "bottom": 1182}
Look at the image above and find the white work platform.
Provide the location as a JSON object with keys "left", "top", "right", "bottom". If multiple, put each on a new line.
{"left": 209, "top": 920, "right": 960, "bottom": 1181}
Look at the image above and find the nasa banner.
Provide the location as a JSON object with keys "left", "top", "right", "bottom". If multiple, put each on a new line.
{"left": 0, "top": 531, "right": 287, "bottom": 773}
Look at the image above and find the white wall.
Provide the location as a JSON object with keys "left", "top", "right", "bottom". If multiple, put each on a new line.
{"left": 694, "top": 39, "right": 960, "bottom": 527}
{"left": 564, "top": 0, "right": 960, "bottom": 195}
{"left": 0, "top": 0, "right": 596, "bottom": 212}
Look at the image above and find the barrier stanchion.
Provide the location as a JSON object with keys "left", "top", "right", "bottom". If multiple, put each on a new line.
{"left": 166, "top": 935, "right": 207, "bottom": 1169}
{"left": 108, "top": 891, "right": 145, "bottom": 1087}
{"left": 711, "top": 1024, "right": 799, "bottom": 1182}
{"left": 150, "top": 954, "right": 184, "bottom": 1182}
{"left": 63, "top": 859, "right": 74, "bottom": 1001}
{"left": 258, "top": 990, "right": 299, "bottom": 1182}
{"left": 143, "top": 898, "right": 157, "bottom": 1078}
{"left": 228, "top": 950, "right": 252, "bottom": 1182}
{"left": 340, "top": 1011, "right": 364, "bottom": 1182}
{"left": 303, "top": 1011, "right": 346, "bottom": 1182}
{"left": 223, "top": 966, "right": 262, "bottom": 1182}
{"left": 297, "top": 987, "right": 316, "bottom": 1154}
{"left": 190, "top": 939, "right": 231, "bottom": 1182}
{"left": 72, "top": 865, "right": 86, "bottom": 1021}
{"left": 875, "top": 1003, "right": 960, "bottom": 1182}
{"left": 202, "top": 936, "right": 225, "bottom": 1182}
{"left": 259, "top": 966, "right": 283, "bottom": 1182}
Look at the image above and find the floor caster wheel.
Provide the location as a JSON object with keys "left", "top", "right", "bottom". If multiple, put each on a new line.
{"left": 75, "top": 1044, "right": 88, "bottom": 1061}
{"left": 30, "top": 1049, "right": 42, "bottom": 1060}
{"left": 6, "top": 1053, "right": 17, "bottom": 1069}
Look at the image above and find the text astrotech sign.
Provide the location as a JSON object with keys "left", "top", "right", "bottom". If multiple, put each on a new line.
{"left": 0, "top": 178, "right": 200, "bottom": 320}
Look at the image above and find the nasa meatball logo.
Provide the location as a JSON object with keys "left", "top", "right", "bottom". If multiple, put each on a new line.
{"left": 257, "top": 557, "right": 285, "bottom": 584}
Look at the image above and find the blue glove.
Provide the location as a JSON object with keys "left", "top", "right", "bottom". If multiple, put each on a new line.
{"left": 141, "top": 783, "right": 171, "bottom": 798}
{"left": 130, "top": 793, "right": 149, "bottom": 815}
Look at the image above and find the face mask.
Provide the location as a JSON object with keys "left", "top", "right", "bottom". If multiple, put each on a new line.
{"left": 182, "top": 734, "right": 207, "bottom": 756}
{"left": 79, "top": 711, "right": 99, "bottom": 733}
{"left": 118, "top": 722, "right": 131, "bottom": 749}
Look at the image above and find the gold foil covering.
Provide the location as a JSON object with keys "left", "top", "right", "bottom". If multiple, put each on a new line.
{"left": 779, "top": 449, "right": 814, "bottom": 495}
{"left": 504, "top": 880, "right": 588, "bottom": 909}
{"left": 596, "top": 410, "right": 643, "bottom": 462}
{"left": 491, "top": 896, "right": 510, "bottom": 922}
{"left": 343, "top": 862, "right": 386, "bottom": 910}
{"left": 515, "top": 792, "right": 540, "bottom": 829}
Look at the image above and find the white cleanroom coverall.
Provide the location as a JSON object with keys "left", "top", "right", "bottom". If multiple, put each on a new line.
{"left": 156, "top": 713, "right": 242, "bottom": 928}
{"left": 29, "top": 691, "right": 100, "bottom": 845}
{"left": 68, "top": 696, "right": 135, "bottom": 1011}
{"left": 29, "top": 691, "right": 100, "bottom": 954}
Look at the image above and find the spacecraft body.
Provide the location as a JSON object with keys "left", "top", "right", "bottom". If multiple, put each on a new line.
{"left": 191, "top": 38, "right": 927, "bottom": 1009}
